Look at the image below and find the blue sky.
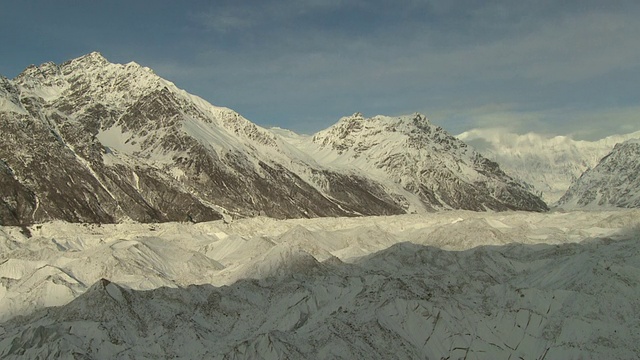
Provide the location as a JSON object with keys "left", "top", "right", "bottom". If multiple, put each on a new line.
{"left": 1, "top": 0, "right": 639, "bottom": 139}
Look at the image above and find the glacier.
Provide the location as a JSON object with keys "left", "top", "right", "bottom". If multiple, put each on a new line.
{"left": 1, "top": 51, "right": 639, "bottom": 359}
{"left": 1, "top": 209, "right": 639, "bottom": 358}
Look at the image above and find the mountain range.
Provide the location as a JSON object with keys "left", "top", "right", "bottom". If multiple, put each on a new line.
{"left": 2, "top": 52, "right": 640, "bottom": 359}
{"left": 458, "top": 128, "right": 640, "bottom": 204}
{"left": 0, "top": 52, "right": 547, "bottom": 226}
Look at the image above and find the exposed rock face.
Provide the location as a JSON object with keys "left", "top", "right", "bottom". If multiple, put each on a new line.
{"left": 557, "top": 139, "right": 640, "bottom": 208}
{"left": 308, "top": 113, "right": 548, "bottom": 212}
{"left": 0, "top": 53, "right": 546, "bottom": 225}
{"left": 0, "top": 76, "right": 220, "bottom": 225}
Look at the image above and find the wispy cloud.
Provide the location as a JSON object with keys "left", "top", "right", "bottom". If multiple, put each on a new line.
{"left": 194, "top": 9, "right": 254, "bottom": 33}
{"left": 190, "top": 0, "right": 356, "bottom": 33}
{"left": 127, "top": 1, "right": 640, "bottom": 136}
{"left": 435, "top": 103, "right": 640, "bottom": 141}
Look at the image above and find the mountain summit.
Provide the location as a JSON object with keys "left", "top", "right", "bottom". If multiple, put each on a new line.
{"left": 0, "top": 53, "right": 546, "bottom": 225}
{"left": 306, "top": 113, "right": 547, "bottom": 211}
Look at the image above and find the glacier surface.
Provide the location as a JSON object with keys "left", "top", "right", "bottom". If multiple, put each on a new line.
{"left": 0, "top": 210, "right": 639, "bottom": 358}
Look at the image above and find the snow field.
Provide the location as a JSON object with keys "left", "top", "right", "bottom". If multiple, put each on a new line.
{"left": 0, "top": 209, "right": 637, "bottom": 323}
{"left": 0, "top": 210, "right": 639, "bottom": 358}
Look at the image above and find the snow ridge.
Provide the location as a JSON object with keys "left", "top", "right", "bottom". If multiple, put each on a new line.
{"left": 299, "top": 112, "right": 548, "bottom": 212}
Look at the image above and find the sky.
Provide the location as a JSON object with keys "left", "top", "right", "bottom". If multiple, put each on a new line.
{"left": 1, "top": 0, "right": 639, "bottom": 139}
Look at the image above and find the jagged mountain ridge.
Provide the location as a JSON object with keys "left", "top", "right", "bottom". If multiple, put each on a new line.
{"left": 0, "top": 52, "right": 546, "bottom": 225}
{"left": 303, "top": 113, "right": 547, "bottom": 212}
{"left": 557, "top": 139, "right": 640, "bottom": 208}
{"left": 0, "top": 52, "right": 404, "bottom": 224}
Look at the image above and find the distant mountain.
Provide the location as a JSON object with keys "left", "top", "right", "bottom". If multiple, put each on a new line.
{"left": 557, "top": 139, "right": 640, "bottom": 208}
{"left": 458, "top": 129, "right": 640, "bottom": 204}
{"left": 0, "top": 53, "right": 546, "bottom": 225}
{"left": 290, "top": 113, "right": 547, "bottom": 212}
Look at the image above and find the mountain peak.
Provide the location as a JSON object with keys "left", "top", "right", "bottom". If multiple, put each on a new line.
{"left": 313, "top": 113, "right": 437, "bottom": 153}
{"left": 59, "top": 51, "right": 113, "bottom": 74}
{"left": 307, "top": 111, "right": 547, "bottom": 212}
{"left": 0, "top": 53, "right": 550, "bottom": 227}
{"left": 13, "top": 51, "right": 166, "bottom": 107}
{"left": 15, "top": 52, "right": 108, "bottom": 81}
{"left": 16, "top": 61, "right": 61, "bottom": 82}
{"left": 411, "top": 112, "right": 428, "bottom": 123}
{"left": 73, "top": 51, "right": 109, "bottom": 65}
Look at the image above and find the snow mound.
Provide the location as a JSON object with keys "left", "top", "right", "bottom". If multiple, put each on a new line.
{"left": 1, "top": 224, "right": 639, "bottom": 359}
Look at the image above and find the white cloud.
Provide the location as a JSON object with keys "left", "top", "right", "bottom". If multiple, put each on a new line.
{"left": 434, "top": 103, "right": 640, "bottom": 141}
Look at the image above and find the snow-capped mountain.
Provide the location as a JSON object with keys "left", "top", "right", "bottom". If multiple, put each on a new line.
{"left": 1, "top": 210, "right": 638, "bottom": 359}
{"left": 285, "top": 113, "right": 547, "bottom": 212}
{"left": 557, "top": 139, "right": 640, "bottom": 208}
{"left": 458, "top": 129, "right": 640, "bottom": 204}
{"left": 0, "top": 53, "right": 546, "bottom": 225}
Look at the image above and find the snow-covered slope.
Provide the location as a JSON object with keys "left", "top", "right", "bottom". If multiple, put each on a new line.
{"left": 0, "top": 53, "right": 546, "bottom": 225}
{"left": 0, "top": 53, "right": 404, "bottom": 224}
{"left": 458, "top": 129, "right": 640, "bottom": 204}
{"left": 557, "top": 139, "right": 640, "bottom": 209}
{"left": 0, "top": 210, "right": 639, "bottom": 358}
{"left": 289, "top": 113, "right": 547, "bottom": 212}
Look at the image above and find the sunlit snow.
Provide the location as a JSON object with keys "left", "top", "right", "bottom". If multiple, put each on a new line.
{"left": 0, "top": 210, "right": 639, "bottom": 358}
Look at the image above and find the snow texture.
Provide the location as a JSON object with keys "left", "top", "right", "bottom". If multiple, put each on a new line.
{"left": 558, "top": 139, "right": 640, "bottom": 209}
{"left": 458, "top": 128, "right": 640, "bottom": 204}
{"left": 1, "top": 53, "right": 546, "bottom": 227}
{"left": 1, "top": 209, "right": 639, "bottom": 358}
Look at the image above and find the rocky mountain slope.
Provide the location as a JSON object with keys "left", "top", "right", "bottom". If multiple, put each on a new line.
{"left": 458, "top": 129, "right": 640, "bottom": 204}
{"left": 557, "top": 139, "right": 640, "bottom": 208}
{"left": 1, "top": 210, "right": 638, "bottom": 359}
{"left": 0, "top": 53, "right": 546, "bottom": 225}
{"left": 281, "top": 113, "right": 547, "bottom": 212}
